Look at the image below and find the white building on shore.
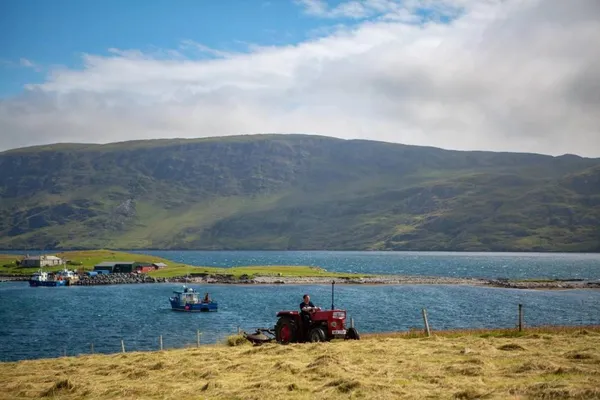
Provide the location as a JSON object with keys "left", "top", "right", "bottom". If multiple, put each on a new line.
{"left": 21, "top": 255, "right": 65, "bottom": 268}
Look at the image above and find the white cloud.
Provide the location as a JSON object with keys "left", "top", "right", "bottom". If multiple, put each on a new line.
{"left": 19, "top": 58, "right": 35, "bottom": 68}
{"left": 295, "top": 0, "right": 467, "bottom": 21}
{"left": 296, "top": 0, "right": 401, "bottom": 19}
{"left": 1, "top": 57, "right": 41, "bottom": 71}
{"left": 1, "top": 0, "right": 599, "bottom": 156}
{"left": 296, "top": 0, "right": 330, "bottom": 17}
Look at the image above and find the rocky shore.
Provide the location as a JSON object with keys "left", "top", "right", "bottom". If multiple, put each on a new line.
{"left": 2, "top": 273, "right": 599, "bottom": 290}
{"left": 177, "top": 274, "right": 600, "bottom": 289}
{"left": 75, "top": 273, "right": 168, "bottom": 285}
{"left": 249, "top": 275, "right": 489, "bottom": 286}
{"left": 0, "top": 275, "right": 28, "bottom": 282}
{"left": 486, "top": 278, "right": 600, "bottom": 290}
{"left": 160, "top": 274, "right": 600, "bottom": 289}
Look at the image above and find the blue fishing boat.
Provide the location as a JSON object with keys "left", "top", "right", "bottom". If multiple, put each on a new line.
{"left": 29, "top": 267, "right": 79, "bottom": 287}
{"left": 169, "top": 285, "right": 218, "bottom": 312}
{"left": 29, "top": 269, "right": 65, "bottom": 287}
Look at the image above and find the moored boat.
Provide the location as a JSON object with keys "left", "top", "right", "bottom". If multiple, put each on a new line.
{"left": 169, "top": 285, "right": 218, "bottom": 312}
{"left": 29, "top": 267, "right": 79, "bottom": 287}
{"left": 55, "top": 267, "right": 79, "bottom": 286}
{"left": 29, "top": 269, "right": 66, "bottom": 287}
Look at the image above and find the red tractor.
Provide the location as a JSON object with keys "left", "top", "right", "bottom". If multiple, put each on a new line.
{"left": 274, "top": 308, "right": 359, "bottom": 343}
{"left": 244, "top": 281, "right": 360, "bottom": 344}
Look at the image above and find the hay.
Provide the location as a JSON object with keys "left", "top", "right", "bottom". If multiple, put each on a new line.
{"left": 0, "top": 329, "right": 598, "bottom": 400}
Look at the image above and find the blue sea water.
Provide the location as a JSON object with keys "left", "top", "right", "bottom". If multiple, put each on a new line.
{"left": 1, "top": 251, "right": 600, "bottom": 362}
{"left": 133, "top": 250, "right": 600, "bottom": 280}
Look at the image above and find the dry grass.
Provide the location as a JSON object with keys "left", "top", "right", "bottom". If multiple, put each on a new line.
{"left": 1, "top": 328, "right": 599, "bottom": 400}
{"left": 364, "top": 325, "right": 600, "bottom": 339}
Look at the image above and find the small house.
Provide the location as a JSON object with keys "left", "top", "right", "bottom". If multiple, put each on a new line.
{"left": 21, "top": 255, "right": 65, "bottom": 268}
{"left": 135, "top": 265, "right": 155, "bottom": 274}
{"left": 152, "top": 262, "right": 167, "bottom": 269}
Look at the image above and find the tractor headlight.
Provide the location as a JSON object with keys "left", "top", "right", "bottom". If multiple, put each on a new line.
{"left": 332, "top": 311, "right": 345, "bottom": 319}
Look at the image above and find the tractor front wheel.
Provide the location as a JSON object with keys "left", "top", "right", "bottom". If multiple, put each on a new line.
{"left": 308, "top": 327, "right": 326, "bottom": 342}
{"left": 346, "top": 327, "right": 360, "bottom": 340}
{"left": 275, "top": 317, "right": 297, "bottom": 344}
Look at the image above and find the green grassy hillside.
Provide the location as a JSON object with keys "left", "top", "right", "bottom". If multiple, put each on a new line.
{"left": 0, "top": 134, "right": 599, "bottom": 251}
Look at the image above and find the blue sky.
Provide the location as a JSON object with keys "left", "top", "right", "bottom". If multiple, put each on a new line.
{"left": 0, "top": 0, "right": 452, "bottom": 98}
{"left": 1, "top": 0, "right": 337, "bottom": 97}
{"left": 0, "top": 0, "right": 598, "bottom": 156}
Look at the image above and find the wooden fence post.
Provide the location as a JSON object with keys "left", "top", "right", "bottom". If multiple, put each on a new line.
{"left": 351, "top": 318, "right": 355, "bottom": 329}
{"left": 422, "top": 308, "right": 431, "bottom": 337}
{"left": 159, "top": 335, "right": 163, "bottom": 351}
{"left": 121, "top": 339, "right": 125, "bottom": 353}
{"left": 197, "top": 330, "right": 201, "bottom": 348}
{"left": 90, "top": 343, "right": 94, "bottom": 354}
{"left": 518, "top": 304, "right": 523, "bottom": 332}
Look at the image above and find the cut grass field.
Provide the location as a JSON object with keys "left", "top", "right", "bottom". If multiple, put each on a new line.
{"left": 0, "top": 250, "right": 365, "bottom": 279}
{"left": 1, "top": 327, "right": 599, "bottom": 400}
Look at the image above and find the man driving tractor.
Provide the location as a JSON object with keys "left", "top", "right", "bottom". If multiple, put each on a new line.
{"left": 300, "top": 294, "right": 320, "bottom": 330}
{"left": 244, "top": 288, "right": 360, "bottom": 345}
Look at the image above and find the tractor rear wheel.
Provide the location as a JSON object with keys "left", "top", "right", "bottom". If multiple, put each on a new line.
{"left": 308, "top": 327, "right": 326, "bottom": 342}
{"left": 346, "top": 327, "right": 360, "bottom": 340}
{"left": 275, "top": 317, "right": 297, "bottom": 344}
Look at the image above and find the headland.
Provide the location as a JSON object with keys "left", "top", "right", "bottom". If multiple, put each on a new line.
{"left": 1, "top": 250, "right": 598, "bottom": 290}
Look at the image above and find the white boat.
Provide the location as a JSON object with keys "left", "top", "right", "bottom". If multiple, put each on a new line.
{"left": 55, "top": 267, "right": 79, "bottom": 285}
{"left": 29, "top": 269, "right": 51, "bottom": 287}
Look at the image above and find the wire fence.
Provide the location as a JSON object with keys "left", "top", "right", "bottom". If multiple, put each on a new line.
{"left": 23, "top": 302, "right": 599, "bottom": 362}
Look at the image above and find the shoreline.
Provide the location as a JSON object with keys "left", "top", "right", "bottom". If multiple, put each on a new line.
{"left": 2, "top": 273, "right": 599, "bottom": 290}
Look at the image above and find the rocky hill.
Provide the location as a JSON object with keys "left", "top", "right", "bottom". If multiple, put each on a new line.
{"left": 0, "top": 134, "right": 598, "bottom": 251}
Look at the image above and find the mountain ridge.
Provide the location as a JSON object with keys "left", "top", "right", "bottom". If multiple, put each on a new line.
{"left": 4, "top": 134, "right": 596, "bottom": 159}
{"left": 1, "top": 134, "right": 598, "bottom": 251}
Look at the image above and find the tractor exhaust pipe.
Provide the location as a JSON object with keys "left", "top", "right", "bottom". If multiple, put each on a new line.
{"left": 331, "top": 280, "right": 335, "bottom": 310}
